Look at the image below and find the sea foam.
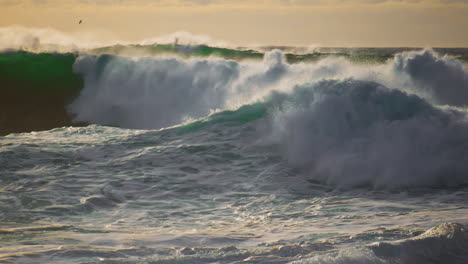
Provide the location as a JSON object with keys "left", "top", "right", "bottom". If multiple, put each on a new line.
{"left": 69, "top": 49, "right": 468, "bottom": 188}
{"left": 265, "top": 79, "right": 468, "bottom": 188}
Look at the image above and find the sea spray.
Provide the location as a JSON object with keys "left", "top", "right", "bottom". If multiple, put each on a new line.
{"left": 69, "top": 50, "right": 292, "bottom": 129}
{"left": 393, "top": 49, "right": 468, "bottom": 106}
{"left": 69, "top": 49, "right": 468, "bottom": 131}
{"left": 69, "top": 54, "right": 239, "bottom": 129}
{"left": 263, "top": 79, "right": 468, "bottom": 188}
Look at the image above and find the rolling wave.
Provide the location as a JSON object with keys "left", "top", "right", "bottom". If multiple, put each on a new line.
{"left": 69, "top": 48, "right": 468, "bottom": 129}
{"left": 264, "top": 79, "right": 468, "bottom": 188}
{"left": 67, "top": 48, "right": 468, "bottom": 188}
{"left": 2, "top": 47, "right": 468, "bottom": 189}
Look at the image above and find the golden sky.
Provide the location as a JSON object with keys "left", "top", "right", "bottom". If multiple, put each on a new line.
{"left": 1, "top": 0, "right": 467, "bottom": 47}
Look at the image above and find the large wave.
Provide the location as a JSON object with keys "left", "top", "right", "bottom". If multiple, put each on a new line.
{"left": 69, "top": 55, "right": 238, "bottom": 129}
{"left": 70, "top": 49, "right": 468, "bottom": 128}
{"left": 66, "top": 49, "right": 468, "bottom": 188}
{"left": 264, "top": 79, "right": 468, "bottom": 188}
{"left": 69, "top": 50, "right": 292, "bottom": 129}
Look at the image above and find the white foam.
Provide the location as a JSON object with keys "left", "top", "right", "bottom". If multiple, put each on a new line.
{"left": 68, "top": 49, "right": 468, "bottom": 188}
{"left": 266, "top": 79, "right": 468, "bottom": 188}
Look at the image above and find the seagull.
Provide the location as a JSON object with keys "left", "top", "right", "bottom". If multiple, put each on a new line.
{"left": 79, "top": 20, "right": 82, "bottom": 24}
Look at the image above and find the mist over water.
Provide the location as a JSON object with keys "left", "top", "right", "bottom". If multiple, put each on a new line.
{"left": 0, "top": 26, "right": 234, "bottom": 53}
{"left": 0, "top": 26, "right": 113, "bottom": 52}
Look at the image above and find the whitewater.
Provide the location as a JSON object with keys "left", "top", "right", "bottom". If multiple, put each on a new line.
{"left": 1, "top": 34, "right": 468, "bottom": 263}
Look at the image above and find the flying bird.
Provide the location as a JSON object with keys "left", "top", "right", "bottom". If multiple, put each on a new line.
{"left": 79, "top": 20, "right": 82, "bottom": 24}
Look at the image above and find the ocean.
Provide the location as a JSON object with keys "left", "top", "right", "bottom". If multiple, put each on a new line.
{"left": 1, "top": 43, "right": 468, "bottom": 263}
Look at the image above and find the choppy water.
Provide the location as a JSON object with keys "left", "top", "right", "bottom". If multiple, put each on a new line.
{"left": 2, "top": 124, "right": 468, "bottom": 263}
{"left": 1, "top": 46, "right": 468, "bottom": 263}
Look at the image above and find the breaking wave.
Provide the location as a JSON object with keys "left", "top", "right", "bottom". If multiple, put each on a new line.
{"left": 265, "top": 79, "right": 468, "bottom": 188}
{"left": 3, "top": 47, "right": 468, "bottom": 188}
{"left": 67, "top": 48, "right": 468, "bottom": 188}
{"left": 69, "top": 48, "right": 468, "bottom": 129}
{"left": 47, "top": 49, "right": 468, "bottom": 188}
{"left": 393, "top": 49, "right": 468, "bottom": 106}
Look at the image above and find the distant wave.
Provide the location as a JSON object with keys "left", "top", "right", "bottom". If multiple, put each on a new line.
{"left": 0, "top": 26, "right": 233, "bottom": 53}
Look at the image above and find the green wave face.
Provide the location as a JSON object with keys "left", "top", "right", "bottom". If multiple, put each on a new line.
{"left": 176, "top": 102, "right": 268, "bottom": 134}
{"left": 0, "top": 51, "right": 82, "bottom": 96}
{"left": 0, "top": 51, "right": 83, "bottom": 135}
{"left": 1, "top": 47, "right": 467, "bottom": 136}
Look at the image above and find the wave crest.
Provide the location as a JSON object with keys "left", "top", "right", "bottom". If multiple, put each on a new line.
{"left": 394, "top": 49, "right": 468, "bottom": 107}
{"left": 266, "top": 79, "right": 468, "bottom": 188}
{"left": 70, "top": 54, "right": 240, "bottom": 129}
{"left": 66, "top": 49, "right": 468, "bottom": 188}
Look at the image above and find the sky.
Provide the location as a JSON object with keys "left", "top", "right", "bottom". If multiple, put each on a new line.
{"left": 0, "top": 0, "right": 467, "bottom": 47}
